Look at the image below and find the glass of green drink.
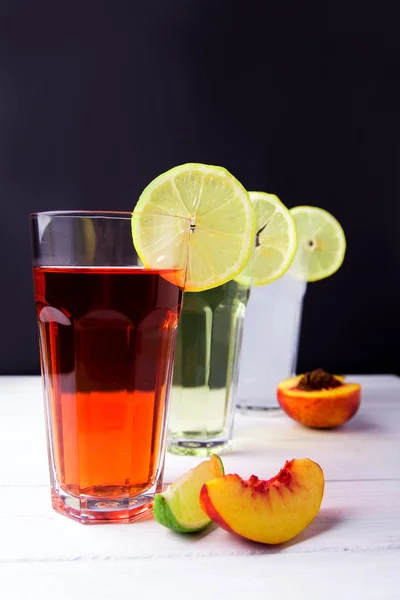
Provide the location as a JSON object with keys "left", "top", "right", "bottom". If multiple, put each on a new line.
{"left": 128, "top": 163, "right": 257, "bottom": 457}
{"left": 167, "top": 278, "right": 251, "bottom": 455}
{"left": 166, "top": 191, "right": 298, "bottom": 456}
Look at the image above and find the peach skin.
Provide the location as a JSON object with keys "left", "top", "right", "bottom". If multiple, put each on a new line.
{"left": 200, "top": 458, "right": 324, "bottom": 545}
{"left": 277, "top": 370, "right": 361, "bottom": 429}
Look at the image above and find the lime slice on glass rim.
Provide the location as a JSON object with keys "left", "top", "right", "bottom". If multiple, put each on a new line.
{"left": 235, "top": 192, "right": 298, "bottom": 286}
{"left": 131, "top": 163, "right": 255, "bottom": 292}
{"left": 153, "top": 454, "right": 224, "bottom": 533}
{"left": 289, "top": 206, "right": 346, "bottom": 282}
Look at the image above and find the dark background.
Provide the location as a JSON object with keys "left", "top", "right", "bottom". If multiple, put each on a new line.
{"left": 1, "top": 1, "right": 399, "bottom": 375}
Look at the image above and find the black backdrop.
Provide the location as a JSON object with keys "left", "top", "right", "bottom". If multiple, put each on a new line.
{"left": 1, "top": 1, "right": 399, "bottom": 375}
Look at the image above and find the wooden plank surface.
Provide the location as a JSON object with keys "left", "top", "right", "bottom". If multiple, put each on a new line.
{"left": 0, "top": 375, "right": 399, "bottom": 599}
{"left": 1, "top": 553, "right": 400, "bottom": 600}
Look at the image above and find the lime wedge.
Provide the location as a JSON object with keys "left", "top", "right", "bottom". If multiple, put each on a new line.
{"left": 235, "top": 192, "right": 297, "bottom": 286}
{"left": 132, "top": 164, "right": 255, "bottom": 292}
{"left": 153, "top": 454, "right": 224, "bottom": 533}
{"left": 289, "top": 206, "right": 346, "bottom": 282}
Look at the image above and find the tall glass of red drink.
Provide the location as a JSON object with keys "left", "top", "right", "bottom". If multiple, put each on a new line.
{"left": 31, "top": 211, "right": 190, "bottom": 523}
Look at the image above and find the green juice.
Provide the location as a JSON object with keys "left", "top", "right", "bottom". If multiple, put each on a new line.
{"left": 168, "top": 279, "right": 250, "bottom": 455}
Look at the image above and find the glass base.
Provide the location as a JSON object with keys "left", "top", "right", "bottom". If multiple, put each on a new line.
{"left": 167, "top": 438, "right": 232, "bottom": 457}
{"left": 237, "top": 404, "right": 282, "bottom": 414}
{"left": 51, "top": 487, "right": 155, "bottom": 524}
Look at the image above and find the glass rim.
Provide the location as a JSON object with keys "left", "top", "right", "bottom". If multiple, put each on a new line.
{"left": 29, "top": 210, "right": 191, "bottom": 223}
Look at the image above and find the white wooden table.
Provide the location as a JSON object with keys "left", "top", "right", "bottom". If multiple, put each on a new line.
{"left": 0, "top": 375, "right": 399, "bottom": 599}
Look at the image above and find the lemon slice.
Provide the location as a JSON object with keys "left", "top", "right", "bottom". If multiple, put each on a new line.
{"left": 132, "top": 163, "right": 255, "bottom": 292}
{"left": 289, "top": 206, "right": 346, "bottom": 282}
{"left": 235, "top": 192, "right": 297, "bottom": 286}
{"left": 153, "top": 455, "right": 224, "bottom": 533}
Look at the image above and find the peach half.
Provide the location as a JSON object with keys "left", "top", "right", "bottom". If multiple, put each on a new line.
{"left": 277, "top": 374, "right": 361, "bottom": 429}
{"left": 200, "top": 458, "right": 324, "bottom": 545}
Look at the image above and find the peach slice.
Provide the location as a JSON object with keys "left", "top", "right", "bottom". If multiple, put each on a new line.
{"left": 277, "top": 372, "right": 361, "bottom": 429}
{"left": 200, "top": 458, "right": 324, "bottom": 545}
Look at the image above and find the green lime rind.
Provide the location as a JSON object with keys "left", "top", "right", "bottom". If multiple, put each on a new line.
{"left": 153, "top": 454, "right": 224, "bottom": 533}
{"left": 153, "top": 494, "right": 210, "bottom": 533}
{"left": 212, "top": 454, "right": 225, "bottom": 476}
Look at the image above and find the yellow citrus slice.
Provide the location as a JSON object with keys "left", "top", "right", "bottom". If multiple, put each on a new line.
{"left": 235, "top": 192, "right": 297, "bottom": 286}
{"left": 289, "top": 206, "right": 346, "bottom": 282}
{"left": 131, "top": 163, "right": 255, "bottom": 292}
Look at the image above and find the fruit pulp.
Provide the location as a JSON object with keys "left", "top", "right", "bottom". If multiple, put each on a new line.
{"left": 34, "top": 267, "right": 183, "bottom": 504}
{"left": 168, "top": 280, "right": 250, "bottom": 455}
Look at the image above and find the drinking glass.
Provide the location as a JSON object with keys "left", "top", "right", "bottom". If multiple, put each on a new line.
{"left": 31, "top": 211, "right": 190, "bottom": 523}
{"left": 168, "top": 279, "right": 250, "bottom": 455}
{"left": 236, "top": 272, "right": 307, "bottom": 411}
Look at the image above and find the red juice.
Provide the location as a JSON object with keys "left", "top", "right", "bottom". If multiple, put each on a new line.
{"left": 33, "top": 266, "right": 183, "bottom": 499}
